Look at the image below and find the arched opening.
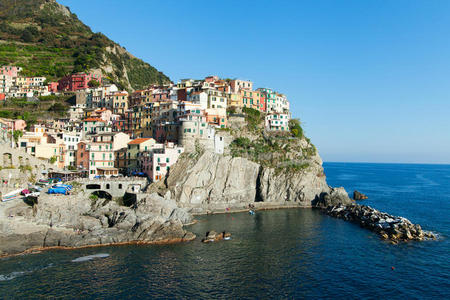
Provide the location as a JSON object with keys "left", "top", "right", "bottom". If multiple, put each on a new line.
{"left": 123, "top": 192, "right": 137, "bottom": 207}
{"left": 90, "top": 190, "right": 112, "bottom": 201}
{"left": 86, "top": 184, "right": 101, "bottom": 190}
{"left": 106, "top": 183, "right": 110, "bottom": 189}
{"left": 118, "top": 183, "right": 123, "bottom": 189}
{"left": 18, "top": 156, "right": 23, "bottom": 165}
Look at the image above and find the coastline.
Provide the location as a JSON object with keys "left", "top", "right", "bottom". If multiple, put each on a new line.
{"left": 0, "top": 234, "right": 197, "bottom": 259}
{"left": 191, "top": 203, "right": 313, "bottom": 216}
{"left": 0, "top": 204, "right": 315, "bottom": 259}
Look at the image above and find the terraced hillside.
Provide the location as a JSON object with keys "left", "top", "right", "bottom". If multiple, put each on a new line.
{"left": 0, "top": 0, "right": 170, "bottom": 90}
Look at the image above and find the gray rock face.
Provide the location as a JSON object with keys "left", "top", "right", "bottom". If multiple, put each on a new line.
{"left": 0, "top": 192, "right": 195, "bottom": 256}
{"left": 153, "top": 150, "right": 336, "bottom": 213}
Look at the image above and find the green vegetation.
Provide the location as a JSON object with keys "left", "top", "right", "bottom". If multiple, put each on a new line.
{"left": 88, "top": 79, "right": 100, "bottom": 88}
{"left": 229, "top": 111, "right": 316, "bottom": 174}
{"left": 19, "top": 164, "right": 33, "bottom": 172}
{"left": 289, "top": 119, "right": 303, "bottom": 138}
{"left": 242, "top": 107, "right": 263, "bottom": 131}
{"left": 12, "top": 129, "right": 23, "bottom": 142}
{"left": 0, "top": 0, "right": 170, "bottom": 89}
{"left": 0, "top": 95, "right": 71, "bottom": 124}
{"left": 49, "top": 156, "right": 57, "bottom": 164}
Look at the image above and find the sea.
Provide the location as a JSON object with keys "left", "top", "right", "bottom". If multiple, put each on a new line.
{"left": 0, "top": 162, "right": 449, "bottom": 299}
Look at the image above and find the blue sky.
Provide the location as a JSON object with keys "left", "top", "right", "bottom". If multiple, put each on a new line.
{"left": 59, "top": 0, "right": 450, "bottom": 164}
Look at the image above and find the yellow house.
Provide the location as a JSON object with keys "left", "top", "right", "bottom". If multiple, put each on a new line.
{"left": 227, "top": 93, "right": 242, "bottom": 108}
{"left": 126, "top": 138, "right": 156, "bottom": 173}
{"left": 112, "top": 92, "right": 129, "bottom": 115}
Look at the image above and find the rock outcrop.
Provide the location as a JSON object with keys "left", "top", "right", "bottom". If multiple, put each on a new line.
{"left": 0, "top": 192, "right": 195, "bottom": 256}
{"left": 150, "top": 150, "right": 332, "bottom": 213}
{"left": 353, "top": 190, "right": 368, "bottom": 200}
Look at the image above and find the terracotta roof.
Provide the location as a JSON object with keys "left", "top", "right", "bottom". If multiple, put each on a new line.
{"left": 128, "top": 138, "right": 152, "bottom": 145}
{"left": 83, "top": 118, "right": 104, "bottom": 122}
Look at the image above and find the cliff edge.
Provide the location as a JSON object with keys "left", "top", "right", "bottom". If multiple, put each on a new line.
{"left": 149, "top": 111, "right": 352, "bottom": 213}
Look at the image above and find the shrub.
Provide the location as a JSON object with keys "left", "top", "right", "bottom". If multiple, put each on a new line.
{"left": 289, "top": 119, "right": 303, "bottom": 138}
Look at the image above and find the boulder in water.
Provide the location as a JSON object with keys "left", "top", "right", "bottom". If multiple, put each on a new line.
{"left": 353, "top": 190, "right": 368, "bottom": 200}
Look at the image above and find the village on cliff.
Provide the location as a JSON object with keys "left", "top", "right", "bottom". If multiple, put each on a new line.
{"left": 0, "top": 66, "right": 291, "bottom": 181}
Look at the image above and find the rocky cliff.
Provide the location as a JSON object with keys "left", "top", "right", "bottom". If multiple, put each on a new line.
{"left": 149, "top": 149, "right": 351, "bottom": 214}
{"left": 0, "top": 191, "right": 194, "bottom": 256}
{"left": 149, "top": 123, "right": 350, "bottom": 213}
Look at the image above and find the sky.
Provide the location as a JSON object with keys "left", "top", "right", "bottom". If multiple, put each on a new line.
{"left": 58, "top": 0, "right": 450, "bottom": 164}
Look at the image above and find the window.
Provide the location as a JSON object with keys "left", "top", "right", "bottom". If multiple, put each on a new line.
{"left": 156, "top": 166, "right": 160, "bottom": 171}
{"left": 166, "top": 158, "right": 169, "bottom": 163}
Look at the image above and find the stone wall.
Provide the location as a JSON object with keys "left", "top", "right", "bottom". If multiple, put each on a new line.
{"left": 0, "top": 142, "right": 61, "bottom": 191}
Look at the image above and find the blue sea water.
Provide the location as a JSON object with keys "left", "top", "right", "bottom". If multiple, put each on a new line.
{"left": 0, "top": 162, "right": 449, "bottom": 299}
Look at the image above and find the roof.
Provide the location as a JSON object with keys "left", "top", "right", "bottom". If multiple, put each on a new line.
{"left": 97, "top": 167, "right": 118, "bottom": 171}
{"left": 128, "top": 138, "right": 152, "bottom": 145}
{"left": 83, "top": 118, "right": 104, "bottom": 122}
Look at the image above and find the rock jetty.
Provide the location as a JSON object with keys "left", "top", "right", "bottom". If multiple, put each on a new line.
{"left": 319, "top": 202, "right": 436, "bottom": 242}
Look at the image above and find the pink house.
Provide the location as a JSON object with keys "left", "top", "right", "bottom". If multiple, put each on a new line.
{"left": 58, "top": 73, "right": 102, "bottom": 92}
{"left": 0, "top": 66, "right": 22, "bottom": 77}
{"left": 0, "top": 118, "right": 27, "bottom": 131}
{"left": 140, "top": 142, "right": 184, "bottom": 182}
{"left": 48, "top": 82, "right": 59, "bottom": 93}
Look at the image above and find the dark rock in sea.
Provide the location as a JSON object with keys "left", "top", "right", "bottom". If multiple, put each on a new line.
{"left": 202, "top": 231, "right": 231, "bottom": 243}
{"left": 353, "top": 190, "right": 368, "bottom": 200}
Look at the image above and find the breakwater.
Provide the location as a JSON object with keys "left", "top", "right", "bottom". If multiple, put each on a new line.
{"left": 321, "top": 203, "right": 437, "bottom": 242}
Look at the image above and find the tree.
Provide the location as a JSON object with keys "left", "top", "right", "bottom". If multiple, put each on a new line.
{"left": 13, "top": 130, "right": 23, "bottom": 143}
{"left": 49, "top": 156, "right": 57, "bottom": 164}
{"left": 21, "top": 30, "right": 33, "bottom": 43}
{"left": 88, "top": 79, "right": 100, "bottom": 88}
{"left": 20, "top": 26, "right": 39, "bottom": 43}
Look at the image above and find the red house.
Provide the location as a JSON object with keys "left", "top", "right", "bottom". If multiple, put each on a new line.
{"left": 58, "top": 73, "right": 102, "bottom": 92}
{"left": 0, "top": 93, "right": 5, "bottom": 101}
{"left": 76, "top": 141, "right": 90, "bottom": 170}
{"left": 48, "top": 82, "right": 59, "bottom": 93}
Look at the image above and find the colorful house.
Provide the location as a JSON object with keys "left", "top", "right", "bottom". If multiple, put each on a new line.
{"left": 58, "top": 73, "right": 102, "bottom": 92}
{"left": 140, "top": 142, "right": 184, "bottom": 181}
{"left": 265, "top": 113, "right": 290, "bottom": 131}
{"left": 126, "top": 138, "right": 157, "bottom": 174}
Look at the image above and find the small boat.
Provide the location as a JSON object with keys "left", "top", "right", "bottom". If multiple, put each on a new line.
{"left": 224, "top": 237, "right": 231, "bottom": 240}
{"left": 2, "top": 189, "right": 23, "bottom": 202}
{"left": 249, "top": 210, "right": 255, "bottom": 215}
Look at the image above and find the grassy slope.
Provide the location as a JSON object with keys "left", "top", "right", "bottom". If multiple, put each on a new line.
{"left": 0, "top": 0, "right": 170, "bottom": 90}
